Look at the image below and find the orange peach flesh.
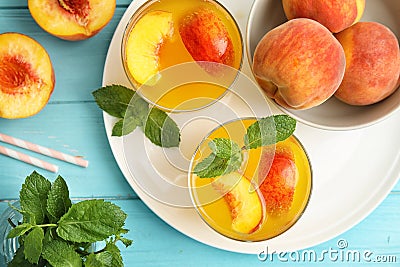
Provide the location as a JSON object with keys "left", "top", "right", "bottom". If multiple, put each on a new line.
{"left": 28, "top": 0, "right": 115, "bottom": 40}
{"left": 253, "top": 18, "right": 346, "bottom": 109}
{"left": 0, "top": 33, "right": 54, "bottom": 119}
{"left": 282, "top": 0, "right": 365, "bottom": 33}
{"left": 212, "top": 172, "right": 263, "bottom": 234}
{"left": 334, "top": 22, "right": 400, "bottom": 105}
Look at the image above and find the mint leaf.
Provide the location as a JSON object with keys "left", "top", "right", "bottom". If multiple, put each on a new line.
{"left": 43, "top": 227, "right": 57, "bottom": 246}
{"left": 144, "top": 108, "right": 180, "bottom": 147}
{"left": 92, "top": 84, "right": 149, "bottom": 132}
{"left": 7, "top": 223, "right": 33, "bottom": 239}
{"left": 24, "top": 227, "right": 44, "bottom": 264}
{"left": 42, "top": 240, "right": 82, "bottom": 267}
{"left": 57, "top": 199, "right": 127, "bottom": 243}
{"left": 93, "top": 84, "right": 181, "bottom": 146}
{"left": 7, "top": 246, "right": 38, "bottom": 267}
{"left": 193, "top": 150, "right": 242, "bottom": 178}
{"left": 92, "top": 85, "right": 135, "bottom": 118}
{"left": 20, "top": 171, "right": 51, "bottom": 224}
{"left": 273, "top": 114, "right": 297, "bottom": 141}
{"left": 85, "top": 252, "right": 113, "bottom": 267}
{"left": 119, "top": 237, "right": 133, "bottom": 248}
{"left": 112, "top": 93, "right": 152, "bottom": 137}
{"left": 103, "top": 242, "right": 123, "bottom": 267}
{"left": 46, "top": 176, "right": 72, "bottom": 223}
{"left": 125, "top": 93, "right": 151, "bottom": 127}
{"left": 244, "top": 115, "right": 296, "bottom": 149}
{"left": 112, "top": 119, "right": 125, "bottom": 137}
{"left": 112, "top": 117, "right": 140, "bottom": 137}
{"left": 209, "top": 138, "right": 241, "bottom": 159}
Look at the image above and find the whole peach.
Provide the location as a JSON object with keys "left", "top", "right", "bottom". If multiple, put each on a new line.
{"left": 282, "top": 0, "right": 365, "bottom": 33}
{"left": 334, "top": 22, "right": 400, "bottom": 106}
{"left": 252, "top": 18, "right": 346, "bottom": 110}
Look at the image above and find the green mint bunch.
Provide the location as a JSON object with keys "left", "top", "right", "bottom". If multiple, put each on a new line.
{"left": 92, "top": 84, "right": 180, "bottom": 148}
{"left": 193, "top": 115, "right": 296, "bottom": 178}
{"left": 6, "top": 171, "right": 132, "bottom": 267}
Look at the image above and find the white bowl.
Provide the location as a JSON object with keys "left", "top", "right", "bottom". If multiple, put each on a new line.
{"left": 246, "top": 0, "right": 400, "bottom": 131}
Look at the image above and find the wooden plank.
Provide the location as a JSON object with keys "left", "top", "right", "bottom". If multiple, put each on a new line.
{"left": 121, "top": 196, "right": 400, "bottom": 266}
{"left": 0, "top": 102, "right": 136, "bottom": 199}
{"left": 394, "top": 181, "right": 400, "bottom": 192}
{"left": 0, "top": 195, "right": 398, "bottom": 266}
{"left": 0, "top": 9, "right": 127, "bottom": 103}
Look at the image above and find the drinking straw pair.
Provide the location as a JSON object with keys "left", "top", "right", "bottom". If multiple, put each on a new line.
{"left": 0, "top": 133, "right": 88, "bottom": 172}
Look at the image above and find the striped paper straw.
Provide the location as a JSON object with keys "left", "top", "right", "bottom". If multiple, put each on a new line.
{"left": 0, "top": 145, "right": 59, "bottom": 173}
{"left": 0, "top": 133, "right": 89, "bottom": 168}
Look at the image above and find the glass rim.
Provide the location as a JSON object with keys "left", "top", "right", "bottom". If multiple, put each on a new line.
{"left": 187, "top": 118, "right": 314, "bottom": 242}
{"left": 120, "top": 0, "right": 245, "bottom": 113}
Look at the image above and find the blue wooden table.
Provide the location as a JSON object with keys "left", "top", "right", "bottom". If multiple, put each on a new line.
{"left": 0, "top": 1, "right": 399, "bottom": 266}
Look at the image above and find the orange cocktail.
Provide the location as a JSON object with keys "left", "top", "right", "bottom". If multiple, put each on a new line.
{"left": 189, "top": 118, "right": 312, "bottom": 241}
{"left": 122, "top": 0, "right": 243, "bottom": 112}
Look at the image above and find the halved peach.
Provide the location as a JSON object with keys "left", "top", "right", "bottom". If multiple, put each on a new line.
{"left": 124, "top": 11, "right": 174, "bottom": 85}
{"left": 213, "top": 172, "right": 263, "bottom": 234}
{"left": 0, "top": 33, "right": 54, "bottom": 119}
{"left": 28, "top": 0, "right": 116, "bottom": 41}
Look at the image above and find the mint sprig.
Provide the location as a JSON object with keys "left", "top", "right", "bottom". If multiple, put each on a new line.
{"left": 193, "top": 138, "right": 243, "bottom": 178}
{"left": 92, "top": 85, "right": 180, "bottom": 148}
{"left": 6, "top": 171, "right": 132, "bottom": 267}
{"left": 193, "top": 115, "right": 296, "bottom": 178}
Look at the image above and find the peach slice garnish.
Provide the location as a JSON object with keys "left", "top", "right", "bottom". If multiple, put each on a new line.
{"left": 125, "top": 11, "right": 174, "bottom": 85}
{"left": 28, "top": 0, "right": 116, "bottom": 41}
{"left": 213, "top": 172, "right": 263, "bottom": 234}
{"left": 179, "top": 7, "right": 234, "bottom": 67}
{"left": 259, "top": 146, "right": 298, "bottom": 215}
{"left": 0, "top": 33, "right": 55, "bottom": 119}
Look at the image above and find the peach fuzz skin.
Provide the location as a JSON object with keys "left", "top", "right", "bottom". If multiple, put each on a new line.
{"left": 334, "top": 22, "right": 400, "bottom": 106}
{"left": 252, "top": 18, "right": 346, "bottom": 110}
{"left": 282, "top": 0, "right": 365, "bottom": 33}
{"left": 28, "top": 0, "right": 116, "bottom": 41}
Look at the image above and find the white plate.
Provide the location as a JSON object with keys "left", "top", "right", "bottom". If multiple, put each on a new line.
{"left": 102, "top": 0, "right": 400, "bottom": 253}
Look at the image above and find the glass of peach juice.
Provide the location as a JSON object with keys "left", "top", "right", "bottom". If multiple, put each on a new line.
{"left": 188, "top": 118, "right": 312, "bottom": 242}
{"left": 121, "top": 0, "right": 243, "bottom": 112}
